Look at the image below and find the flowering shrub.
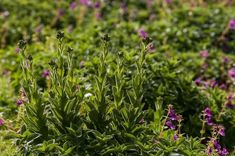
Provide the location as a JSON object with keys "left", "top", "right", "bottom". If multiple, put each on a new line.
{"left": 0, "top": 0, "right": 235, "bottom": 155}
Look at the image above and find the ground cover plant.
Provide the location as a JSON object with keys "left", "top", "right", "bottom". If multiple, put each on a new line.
{"left": 0, "top": 0, "right": 235, "bottom": 155}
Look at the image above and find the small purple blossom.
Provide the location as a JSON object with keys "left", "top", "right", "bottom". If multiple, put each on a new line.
{"left": 202, "top": 63, "right": 208, "bottom": 69}
{"left": 219, "top": 127, "right": 225, "bottom": 136}
{"left": 204, "top": 107, "right": 213, "bottom": 126}
{"left": 210, "top": 80, "right": 218, "bottom": 88}
{"left": 225, "top": 101, "right": 235, "bottom": 109}
{"left": 173, "top": 134, "right": 178, "bottom": 141}
{"left": 80, "top": 0, "right": 92, "bottom": 7}
{"left": 214, "top": 140, "right": 221, "bottom": 151}
{"left": 199, "top": 50, "right": 209, "bottom": 58}
{"left": 58, "top": 9, "right": 65, "bottom": 17}
{"left": 229, "top": 19, "right": 235, "bottom": 30}
{"left": 195, "top": 77, "right": 202, "bottom": 86}
{"left": 15, "top": 47, "right": 20, "bottom": 53}
{"left": 220, "top": 84, "right": 227, "bottom": 90}
{"left": 165, "top": 120, "right": 175, "bottom": 130}
{"left": 17, "top": 99, "right": 23, "bottom": 106}
{"left": 228, "top": 68, "right": 235, "bottom": 78}
{"left": 0, "top": 118, "right": 5, "bottom": 126}
{"left": 165, "top": 0, "right": 172, "bottom": 4}
{"left": 70, "top": 1, "right": 77, "bottom": 10}
{"left": 35, "top": 24, "right": 43, "bottom": 33}
{"left": 218, "top": 148, "right": 229, "bottom": 156}
{"left": 42, "top": 70, "right": 50, "bottom": 78}
{"left": 223, "top": 57, "right": 230, "bottom": 63}
{"left": 94, "top": 2, "right": 100, "bottom": 9}
{"left": 139, "top": 118, "right": 145, "bottom": 124}
{"left": 168, "top": 107, "right": 178, "bottom": 121}
{"left": 204, "top": 107, "right": 212, "bottom": 117}
{"left": 95, "top": 12, "right": 102, "bottom": 20}
{"left": 207, "top": 146, "right": 213, "bottom": 155}
{"left": 138, "top": 28, "right": 148, "bottom": 40}
{"left": 146, "top": 0, "right": 153, "bottom": 7}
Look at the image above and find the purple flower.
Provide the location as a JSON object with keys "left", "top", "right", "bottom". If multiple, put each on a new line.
{"left": 138, "top": 28, "right": 148, "bottom": 40}
{"left": 229, "top": 19, "right": 235, "bottom": 30}
{"left": 223, "top": 57, "right": 230, "bottom": 63}
{"left": 206, "top": 117, "right": 213, "bottom": 126}
{"left": 204, "top": 107, "right": 213, "bottom": 126}
{"left": 147, "top": 43, "right": 155, "bottom": 52}
{"left": 220, "top": 84, "right": 227, "bottom": 90}
{"left": 139, "top": 118, "right": 145, "bottom": 124}
{"left": 168, "top": 107, "right": 178, "bottom": 121}
{"left": 210, "top": 80, "right": 218, "bottom": 88}
{"left": 173, "top": 134, "right": 178, "bottom": 141}
{"left": 195, "top": 77, "right": 202, "bottom": 86}
{"left": 17, "top": 99, "right": 23, "bottom": 106}
{"left": 70, "top": 1, "right": 77, "bottom": 10}
{"left": 58, "top": 9, "right": 65, "bottom": 17}
{"left": 0, "top": 118, "right": 5, "bottom": 126}
{"left": 95, "top": 12, "right": 102, "bottom": 20}
{"left": 165, "top": 120, "right": 175, "bottom": 130}
{"left": 214, "top": 140, "right": 221, "bottom": 151}
{"left": 218, "top": 148, "right": 229, "bottom": 156}
{"left": 225, "top": 101, "right": 235, "bottom": 109}
{"left": 207, "top": 147, "right": 213, "bottom": 155}
{"left": 42, "top": 70, "right": 50, "bottom": 78}
{"left": 35, "top": 24, "right": 43, "bottom": 33}
{"left": 146, "top": 0, "right": 153, "bottom": 7}
{"left": 165, "top": 0, "right": 172, "bottom": 4}
{"left": 202, "top": 63, "right": 208, "bottom": 69}
{"left": 80, "top": 0, "right": 92, "bottom": 7}
{"left": 199, "top": 50, "right": 209, "bottom": 58}
{"left": 204, "top": 107, "right": 212, "bottom": 117}
{"left": 94, "top": 2, "right": 100, "bottom": 9}
{"left": 228, "top": 68, "right": 235, "bottom": 78}
{"left": 15, "top": 47, "right": 20, "bottom": 53}
{"left": 219, "top": 127, "right": 225, "bottom": 136}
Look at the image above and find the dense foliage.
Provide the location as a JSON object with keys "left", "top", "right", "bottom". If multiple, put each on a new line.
{"left": 0, "top": 0, "right": 235, "bottom": 156}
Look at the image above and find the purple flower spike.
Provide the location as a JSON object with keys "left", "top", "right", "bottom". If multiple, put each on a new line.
{"left": 17, "top": 99, "right": 23, "bottom": 106}
{"left": 229, "top": 19, "right": 235, "bottom": 30}
{"left": 228, "top": 68, "right": 235, "bottom": 78}
{"left": 138, "top": 28, "right": 148, "bottom": 40}
{"left": 0, "top": 118, "right": 5, "bottom": 126}
{"left": 42, "top": 70, "right": 50, "bottom": 78}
